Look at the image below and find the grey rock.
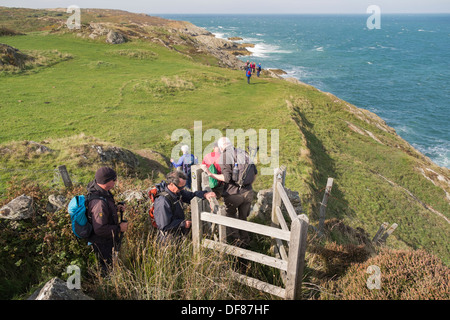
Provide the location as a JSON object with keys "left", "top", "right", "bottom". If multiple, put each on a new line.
{"left": 26, "top": 141, "right": 53, "bottom": 154}
{"left": 121, "top": 190, "right": 145, "bottom": 202}
{"left": 0, "top": 195, "right": 34, "bottom": 220}
{"left": 106, "top": 30, "right": 126, "bottom": 44}
{"left": 46, "top": 194, "right": 67, "bottom": 212}
{"left": 28, "top": 277, "right": 94, "bottom": 300}
{"left": 91, "top": 145, "right": 139, "bottom": 168}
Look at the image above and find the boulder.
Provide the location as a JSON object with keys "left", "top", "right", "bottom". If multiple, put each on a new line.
{"left": 0, "top": 195, "right": 34, "bottom": 220}
{"left": 88, "top": 22, "right": 109, "bottom": 39}
{"left": 91, "top": 145, "right": 139, "bottom": 168}
{"left": 121, "top": 190, "right": 146, "bottom": 202}
{"left": 28, "top": 277, "right": 94, "bottom": 300}
{"left": 46, "top": 194, "right": 67, "bottom": 213}
{"left": 25, "top": 140, "right": 53, "bottom": 154}
{"left": 106, "top": 30, "right": 126, "bottom": 44}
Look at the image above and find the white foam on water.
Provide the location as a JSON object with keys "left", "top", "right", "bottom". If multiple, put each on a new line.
{"left": 212, "top": 32, "right": 226, "bottom": 39}
{"left": 246, "top": 42, "right": 293, "bottom": 58}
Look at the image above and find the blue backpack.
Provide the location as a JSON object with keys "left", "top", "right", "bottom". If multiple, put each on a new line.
{"left": 68, "top": 194, "right": 106, "bottom": 239}
{"left": 182, "top": 154, "right": 196, "bottom": 176}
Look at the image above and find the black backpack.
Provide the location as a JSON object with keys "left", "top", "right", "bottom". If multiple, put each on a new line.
{"left": 232, "top": 148, "right": 257, "bottom": 189}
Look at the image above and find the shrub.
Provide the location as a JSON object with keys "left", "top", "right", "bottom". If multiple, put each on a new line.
{"left": 323, "top": 248, "right": 450, "bottom": 300}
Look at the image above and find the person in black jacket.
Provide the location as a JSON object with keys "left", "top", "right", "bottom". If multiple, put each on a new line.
{"left": 206, "top": 137, "right": 257, "bottom": 248}
{"left": 87, "top": 167, "right": 128, "bottom": 275}
{"left": 153, "top": 170, "right": 216, "bottom": 244}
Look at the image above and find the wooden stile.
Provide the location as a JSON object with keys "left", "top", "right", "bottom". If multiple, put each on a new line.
{"left": 190, "top": 166, "right": 310, "bottom": 300}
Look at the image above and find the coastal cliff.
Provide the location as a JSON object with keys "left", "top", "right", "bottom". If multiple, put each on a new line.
{"left": 1, "top": 7, "right": 449, "bottom": 300}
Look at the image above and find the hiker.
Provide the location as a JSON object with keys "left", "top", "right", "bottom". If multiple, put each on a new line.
{"left": 86, "top": 167, "right": 128, "bottom": 274}
{"left": 245, "top": 66, "right": 252, "bottom": 84}
{"left": 170, "top": 144, "right": 198, "bottom": 190}
{"left": 201, "top": 142, "right": 223, "bottom": 197}
{"left": 257, "top": 63, "right": 262, "bottom": 77}
{"left": 206, "top": 137, "right": 257, "bottom": 248}
{"left": 153, "top": 170, "right": 216, "bottom": 244}
{"left": 251, "top": 62, "right": 256, "bottom": 73}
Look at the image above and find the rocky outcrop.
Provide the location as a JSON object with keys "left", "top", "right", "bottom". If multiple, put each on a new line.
{"left": 28, "top": 277, "right": 94, "bottom": 300}
{"left": 86, "top": 23, "right": 127, "bottom": 44}
{"left": 106, "top": 30, "right": 126, "bottom": 44}
{"left": 91, "top": 144, "right": 139, "bottom": 168}
{"left": 0, "top": 195, "right": 34, "bottom": 221}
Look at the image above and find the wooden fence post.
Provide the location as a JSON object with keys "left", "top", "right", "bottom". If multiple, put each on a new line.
{"left": 380, "top": 223, "right": 398, "bottom": 242}
{"left": 271, "top": 166, "right": 286, "bottom": 227}
{"left": 58, "top": 165, "right": 73, "bottom": 188}
{"left": 318, "top": 177, "right": 333, "bottom": 236}
{"left": 218, "top": 206, "right": 227, "bottom": 243}
{"left": 191, "top": 197, "right": 203, "bottom": 255}
{"left": 380, "top": 223, "right": 398, "bottom": 243}
{"left": 285, "top": 214, "right": 309, "bottom": 300}
{"left": 372, "top": 222, "right": 389, "bottom": 243}
{"left": 190, "top": 165, "right": 203, "bottom": 192}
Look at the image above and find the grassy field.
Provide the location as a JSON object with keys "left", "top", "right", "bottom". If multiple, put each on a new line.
{"left": 0, "top": 8, "right": 449, "bottom": 300}
{"left": 0, "top": 31, "right": 307, "bottom": 192}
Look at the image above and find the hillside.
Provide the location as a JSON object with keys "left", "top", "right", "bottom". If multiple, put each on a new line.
{"left": 0, "top": 7, "right": 449, "bottom": 300}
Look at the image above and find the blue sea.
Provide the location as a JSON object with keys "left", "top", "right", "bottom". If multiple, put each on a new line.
{"left": 159, "top": 14, "right": 450, "bottom": 168}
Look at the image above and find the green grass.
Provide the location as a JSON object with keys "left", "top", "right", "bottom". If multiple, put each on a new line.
{"left": 0, "top": 32, "right": 305, "bottom": 192}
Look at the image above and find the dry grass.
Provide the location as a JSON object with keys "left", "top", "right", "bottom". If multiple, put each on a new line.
{"left": 89, "top": 232, "right": 254, "bottom": 300}
{"left": 0, "top": 48, "right": 72, "bottom": 74}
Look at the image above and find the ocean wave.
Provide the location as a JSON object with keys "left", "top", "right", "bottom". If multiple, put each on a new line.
{"left": 212, "top": 32, "right": 226, "bottom": 39}
{"left": 247, "top": 43, "right": 293, "bottom": 58}
{"left": 414, "top": 143, "right": 450, "bottom": 168}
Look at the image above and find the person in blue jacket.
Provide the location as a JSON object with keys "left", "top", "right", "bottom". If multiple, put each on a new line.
{"left": 246, "top": 66, "right": 252, "bottom": 84}
{"left": 170, "top": 145, "right": 198, "bottom": 189}
{"left": 153, "top": 171, "right": 216, "bottom": 244}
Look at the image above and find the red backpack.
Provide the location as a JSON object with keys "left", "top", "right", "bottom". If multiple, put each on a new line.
{"left": 148, "top": 185, "right": 176, "bottom": 229}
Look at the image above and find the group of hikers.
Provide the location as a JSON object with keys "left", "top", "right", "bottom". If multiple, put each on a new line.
{"left": 245, "top": 60, "right": 262, "bottom": 84}
{"left": 84, "top": 137, "right": 257, "bottom": 274}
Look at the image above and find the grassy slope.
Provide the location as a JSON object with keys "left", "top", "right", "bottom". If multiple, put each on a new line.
{"left": 0, "top": 32, "right": 306, "bottom": 195}
{"left": 1, "top": 9, "right": 449, "bottom": 269}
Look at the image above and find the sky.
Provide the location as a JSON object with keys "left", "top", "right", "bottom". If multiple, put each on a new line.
{"left": 1, "top": 0, "right": 450, "bottom": 14}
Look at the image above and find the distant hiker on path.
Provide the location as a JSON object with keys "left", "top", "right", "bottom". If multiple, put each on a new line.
{"left": 257, "top": 63, "right": 262, "bottom": 77}
{"left": 87, "top": 167, "right": 128, "bottom": 275}
{"left": 246, "top": 67, "right": 252, "bottom": 84}
{"left": 153, "top": 171, "right": 216, "bottom": 244}
{"left": 171, "top": 145, "right": 198, "bottom": 190}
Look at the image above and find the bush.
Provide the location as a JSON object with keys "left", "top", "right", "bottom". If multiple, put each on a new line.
{"left": 323, "top": 248, "right": 450, "bottom": 300}
{"left": 0, "top": 182, "right": 93, "bottom": 299}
